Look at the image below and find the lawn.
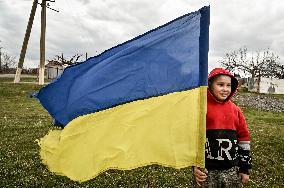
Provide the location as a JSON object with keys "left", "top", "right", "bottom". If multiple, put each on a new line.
{"left": 0, "top": 78, "right": 283, "bottom": 187}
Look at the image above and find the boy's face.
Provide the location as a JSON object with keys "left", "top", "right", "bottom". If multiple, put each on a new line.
{"left": 210, "top": 75, "right": 232, "bottom": 101}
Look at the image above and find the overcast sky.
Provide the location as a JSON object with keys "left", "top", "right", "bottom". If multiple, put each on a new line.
{"left": 0, "top": 0, "right": 284, "bottom": 70}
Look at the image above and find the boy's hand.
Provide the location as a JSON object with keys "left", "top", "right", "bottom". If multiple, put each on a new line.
{"left": 193, "top": 167, "right": 208, "bottom": 186}
{"left": 239, "top": 173, "right": 249, "bottom": 184}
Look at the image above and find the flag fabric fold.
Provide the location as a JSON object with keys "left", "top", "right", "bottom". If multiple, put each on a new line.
{"left": 37, "top": 6, "right": 210, "bottom": 182}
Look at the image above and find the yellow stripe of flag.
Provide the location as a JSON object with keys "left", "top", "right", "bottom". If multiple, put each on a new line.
{"left": 38, "top": 86, "right": 207, "bottom": 182}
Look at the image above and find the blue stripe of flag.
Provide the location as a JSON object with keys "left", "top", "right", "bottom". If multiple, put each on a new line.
{"left": 36, "top": 6, "right": 210, "bottom": 127}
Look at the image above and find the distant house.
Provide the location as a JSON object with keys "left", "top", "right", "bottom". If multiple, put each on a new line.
{"left": 45, "top": 61, "right": 65, "bottom": 80}
{"left": 247, "top": 77, "right": 284, "bottom": 94}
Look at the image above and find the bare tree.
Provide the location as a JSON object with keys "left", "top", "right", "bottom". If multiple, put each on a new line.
{"left": 276, "top": 65, "right": 284, "bottom": 79}
{"left": 219, "top": 47, "right": 283, "bottom": 92}
{"left": 47, "top": 53, "right": 83, "bottom": 66}
{"left": 0, "top": 51, "right": 16, "bottom": 73}
{"left": 220, "top": 47, "right": 281, "bottom": 77}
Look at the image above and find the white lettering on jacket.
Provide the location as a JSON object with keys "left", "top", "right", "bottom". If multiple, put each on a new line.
{"left": 205, "top": 138, "right": 237, "bottom": 160}
{"left": 205, "top": 138, "right": 215, "bottom": 159}
{"left": 216, "top": 139, "right": 232, "bottom": 160}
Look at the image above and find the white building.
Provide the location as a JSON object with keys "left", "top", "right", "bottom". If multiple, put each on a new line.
{"left": 248, "top": 77, "right": 284, "bottom": 94}
{"left": 45, "top": 61, "right": 64, "bottom": 80}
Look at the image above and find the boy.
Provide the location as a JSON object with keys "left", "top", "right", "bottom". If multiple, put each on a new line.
{"left": 194, "top": 68, "right": 252, "bottom": 187}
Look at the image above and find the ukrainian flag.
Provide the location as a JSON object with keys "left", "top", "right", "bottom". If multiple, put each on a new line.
{"left": 37, "top": 6, "right": 209, "bottom": 182}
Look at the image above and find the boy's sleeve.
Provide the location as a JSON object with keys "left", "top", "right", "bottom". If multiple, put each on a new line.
{"left": 236, "top": 108, "right": 252, "bottom": 175}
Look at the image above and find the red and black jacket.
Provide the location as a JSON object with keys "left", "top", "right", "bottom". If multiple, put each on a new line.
{"left": 206, "top": 68, "right": 252, "bottom": 174}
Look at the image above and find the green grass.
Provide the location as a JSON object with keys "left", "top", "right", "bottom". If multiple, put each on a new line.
{"left": 0, "top": 76, "right": 51, "bottom": 83}
{"left": 0, "top": 78, "right": 283, "bottom": 187}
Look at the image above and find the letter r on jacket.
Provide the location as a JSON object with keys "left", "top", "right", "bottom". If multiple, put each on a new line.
{"left": 216, "top": 139, "right": 232, "bottom": 160}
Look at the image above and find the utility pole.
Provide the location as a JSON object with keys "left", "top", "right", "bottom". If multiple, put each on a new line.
{"left": 14, "top": 0, "right": 38, "bottom": 83}
{"left": 38, "top": 0, "right": 47, "bottom": 85}
{"left": 0, "top": 41, "right": 2, "bottom": 74}
{"left": 0, "top": 47, "right": 2, "bottom": 74}
{"left": 14, "top": 0, "right": 58, "bottom": 84}
{"left": 39, "top": 0, "right": 59, "bottom": 85}
{"left": 61, "top": 53, "right": 64, "bottom": 64}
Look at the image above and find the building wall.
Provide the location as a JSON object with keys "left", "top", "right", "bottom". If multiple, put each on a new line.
{"left": 248, "top": 77, "right": 284, "bottom": 94}
{"left": 47, "top": 66, "right": 64, "bottom": 79}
